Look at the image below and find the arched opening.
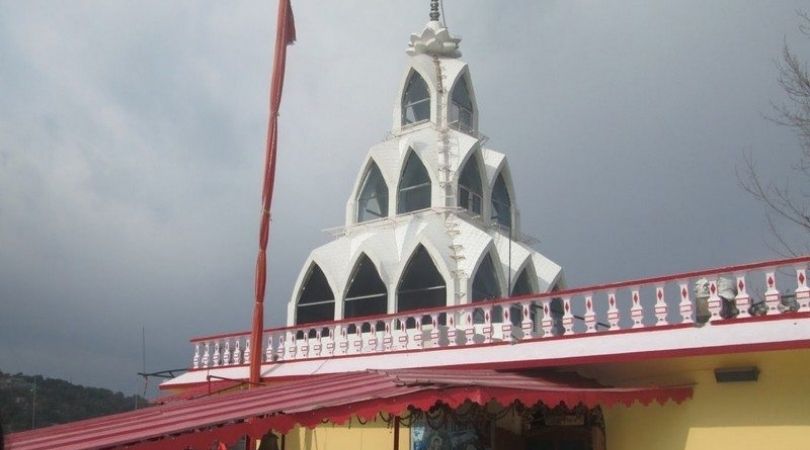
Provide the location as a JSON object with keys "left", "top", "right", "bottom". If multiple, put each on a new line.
{"left": 397, "top": 245, "right": 446, "bottom": 327}
{"left": 472, "top": 253, "right": 502, "bottom": 323}
{"left": 511, "top": 267, "right": 535, "bottom": 296}
{"left": 510, "top": 266, "right": 536, "bottom": 325}
{"left": 295, "top": 264, "right": 335, "bottom": 325}
{"left": 402, "top": 70, "right": 430, "bottom": 125}
{"left": 491, "top": 172, "right": 512, "bottom": 228}
{"left": 470, "top": 253, "right": 503, "bottom": 323}
{"left": 550, "top": 284, "right": 565, "bottom": 336}
{"left": 472, "top": 253, "right": 501, "bottom": 302}
{"left": 356, "top": 162, "right": 389, "bottom": 223}
{"left": 397, "top": 151, "right": 431, "bottom": 213}
{"left": 457, "top": 155, "right": 483, "bottom": 215}
{"left": 344, "top": 254, "right": 388, "bottom": 319}
{"left": 449, "top": 74, "right": 474, "bottom": 132}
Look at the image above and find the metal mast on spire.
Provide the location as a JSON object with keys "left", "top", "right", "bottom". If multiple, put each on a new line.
{"left": 430, "top": 0, "right": 440, "bottom": 21}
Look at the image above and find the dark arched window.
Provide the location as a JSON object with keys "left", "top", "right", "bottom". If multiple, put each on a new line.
{"left": 397, "top": 151, "right": 431, "bottom": 213}
{"left": 472, "top": 253, "right": 501, "bottom": 302}
{"left": 458, "top": 156, "right": 483, "bottom": 215}
{"left": 397, "top": 245, "right": 446, "bottom": 312}
{"left": 509, "top": 266, "right": 535, "bottom": 325}
{"left": 296, "top": 264, "right": 335, "bottom": 325}
{"left": 344, "top": 254, "right": 388, "bottom": 318}
{"left": 450, "top": 75, "right": 474, "bottom": 132}
{"left": 491, "top": 172, "right": 512, "bottom": 228}
{"left": 357, "top": 162, "right": 389, "bottom": 223}
{"left": 471, "top": 253, "right": 502, "bottom": 323}
{"left": 511, "top": 267, "right": 534, "bottom": 296}
{"left": 402, "top": 70, "right": 430, "bottom": 125}
{"left": 550, "top": 284, "right": 565, "bottom": 336}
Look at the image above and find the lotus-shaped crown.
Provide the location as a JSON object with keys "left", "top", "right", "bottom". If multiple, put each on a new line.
{"left": 407, "top": 21, "right": 461, "bottom": 57}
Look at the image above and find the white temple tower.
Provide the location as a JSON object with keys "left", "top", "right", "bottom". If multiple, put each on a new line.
{"left": 286, "top": 8, "right": 564, "bottom": 328}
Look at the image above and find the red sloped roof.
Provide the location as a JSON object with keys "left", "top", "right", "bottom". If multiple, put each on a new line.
{"left": 156, "top": 380, "right": 245, "bottom": 404}
{"left": 6, "top": 368, "right": 692, "bottom": 450}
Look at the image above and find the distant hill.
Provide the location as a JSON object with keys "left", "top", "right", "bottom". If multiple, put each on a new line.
{"left": 0, "top": 370, "right": 149, "bottom": 434}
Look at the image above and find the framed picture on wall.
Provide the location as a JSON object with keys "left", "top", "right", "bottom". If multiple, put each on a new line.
{"left": 410, "top": 414, "right": 490, "bottom": 450}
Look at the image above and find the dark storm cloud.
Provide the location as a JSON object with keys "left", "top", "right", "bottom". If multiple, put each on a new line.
{"left": 1, "top": 0, "right": 809, "bottom": 394}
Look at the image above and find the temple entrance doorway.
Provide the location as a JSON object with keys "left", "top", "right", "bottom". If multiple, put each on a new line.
{"left": 521, "top": 404, "right": 605, "bottom": 450}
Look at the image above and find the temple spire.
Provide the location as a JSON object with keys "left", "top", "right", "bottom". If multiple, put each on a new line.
{"left": 430, "top": 0, "right": 440, "bottom": 22}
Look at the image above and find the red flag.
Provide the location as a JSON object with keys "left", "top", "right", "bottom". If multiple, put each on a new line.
{"left": 249, "top": 0, "right": 295, "bottom": 387}
{"left": 284, "top": 2, "right": 296, "bottom": 45}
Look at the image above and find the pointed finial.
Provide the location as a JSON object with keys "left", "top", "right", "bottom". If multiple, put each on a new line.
{"left": 430, "top": 0, "right": 440, "bottom": 21}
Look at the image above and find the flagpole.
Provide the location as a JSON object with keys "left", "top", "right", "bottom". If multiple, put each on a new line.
{"left": 249, "top": 0, "right": 295, "bottom": 387}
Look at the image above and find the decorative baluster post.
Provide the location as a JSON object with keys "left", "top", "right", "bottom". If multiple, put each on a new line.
{"left": 299, "top": 330, "right": 310, "bottom": 359}
{"left": 501, "top": 304, "right": 513, "bottom": 340}
{"left": 520, "top": 301, "right": 534, "bottom": 339}
{"left": 734, "top": 274, "right": 751, "bottom": 319}
{"left": 352, "top": 323, "right": 363, "bottom": 353}
{"left": 584, "top": 294, "right": 596, "bottom": 333}
{"left": 346, "top": 324, "right": 356, "bottom": 354}
{"left": 541, "top": 299, "right": 554, "bottom": 337}
{"left": 312, "top": 329, "right": 322, "bottom": 357}
{"left": 706, "top": 277, "right": 722, "bottom": 320}
{"left": 223, "top": 340, "right": 232, "bottom": 366}
{"left": 654, "top": 286, "right": 667, "bottom": 326}
{"left": 202, "top": 342, "right": 211, "bottom": 368}
{"left": 229, "top": 339, "right": 237, "bottom": 365}
{"left": 243, "top": 338, "right": 251, "bottom": 365}
{"left": 430, "top": 314, "right": 440, "bottom": 347}
{"left": 233, "top": 339, "right": 242, "bottom": 365}
{"left": 412, "top": 318, "right": 424, "bottom": 349}
{"left": 286, "top": 331, "right": 297, "bottom": 360}
{"left": 212, "top": 341, "right": 221, "bottom": 367}
{"left": 607, "top": 291, "right": 620, "bottom": 330}
{"left": 562, "top": 297, "right": 574, "bottom": 335}
{"left": 367, "top": 322, "right": 379, "bottom": 352}
{"left": 483, "top": 305, "right": 494, "bottom": 343}
{"left": 383, "top": 321, "right": 394, "bottom": 351}
{"left": 355, "top": 323, "right": 365, "bottom": 353}
{"left": 337, "top": 325, "right": 349, "bottom": 355}
{"left": 764, "top": 271, "right": 780, "bottom": 314}
{"left": 460, "top": 310, "right": 473, "bottom": 344}
{"left": 796, "top": 266, "right": 810, "bottom": 312}
{"left": 446, "top": 312, "right": 458, "bottom": 346}
{"left": 630, "top": 289, "right": 643, "bottom": 328}
{"left": 324, "top": 328, "right": 335, "bottom": 356}
{"left": 319, "top": 327, "right": 328, "bottom": 356}
{"left": 396, "top": 318, "right": 409, "bottom": 350}
{"left": 264, "top": 335, "right": 273, "bottom": 362}
{"left": 275, "top": 333, "right": 285, "bottom": 361}
{"left": 678, "top": 282, "right": 693, "bottom": 324}
{"left": 192, "top": 343, "right": 201, "bottom": 369}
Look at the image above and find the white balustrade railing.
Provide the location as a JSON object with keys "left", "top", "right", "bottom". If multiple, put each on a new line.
{"left": 189, "top": 256, "right": 810, "bottom": 370}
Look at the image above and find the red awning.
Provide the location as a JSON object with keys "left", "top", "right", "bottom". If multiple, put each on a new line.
{"left": 7, "top": 368, "right": 692, "bottom": 450}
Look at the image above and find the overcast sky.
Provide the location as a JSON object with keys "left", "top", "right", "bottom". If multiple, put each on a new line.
{"left": 2, "top": 1, "right": 810, "bottom": 396}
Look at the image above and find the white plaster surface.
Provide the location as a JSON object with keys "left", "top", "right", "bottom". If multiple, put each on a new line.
{"left": 162, "top": 316, "right": 810, "bottom": 388}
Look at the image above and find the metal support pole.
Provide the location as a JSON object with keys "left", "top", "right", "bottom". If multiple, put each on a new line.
{"left": 31, "top": 379, "right": 36, "bottom": 429}
{"left": 393, "top": 416, "right": 401, "bottom": 450}
{"left": 508, "top": 219, "right": 512, "bottom": 293}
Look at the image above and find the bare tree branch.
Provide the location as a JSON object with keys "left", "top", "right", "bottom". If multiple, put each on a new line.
{"left": 741, "top": 12, "right": 810, "bottom": 252}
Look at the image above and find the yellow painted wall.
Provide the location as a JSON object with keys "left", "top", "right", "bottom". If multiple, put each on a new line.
{"left": 599, "top": 349, "right": 810, "bottom": 450}
{"left": 284, "top": 416, "right": 409, "bottom": 450}
{"left": 278, "top": 349, "right": 809, "bottom": 450}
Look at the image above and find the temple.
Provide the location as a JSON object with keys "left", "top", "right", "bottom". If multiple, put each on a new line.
{"left": 7, "top": 3, "right": 810, "bottom": 450}
{"left": 285, "top": 7, "right": 562, "bottom": 335}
